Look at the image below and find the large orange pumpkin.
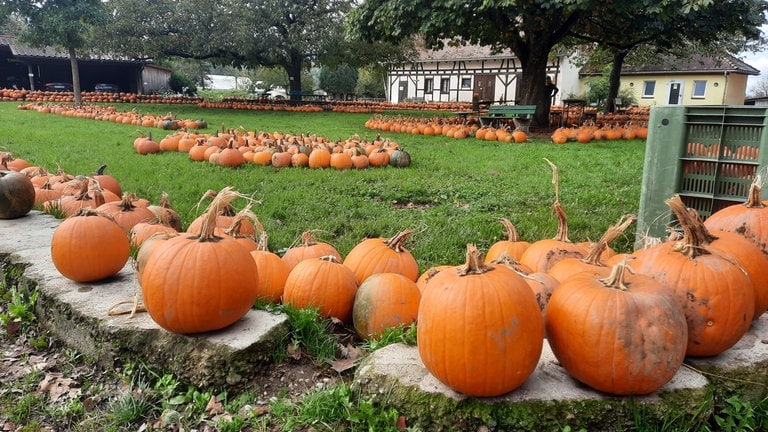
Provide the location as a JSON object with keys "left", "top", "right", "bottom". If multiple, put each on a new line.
{"left": 281, "top": 230, "right": 342, "bottom": 271}
{"left": 50, "top": 208, "right": 130, "bottom": 282}
{"left": 545, "top": 263, "right": 688, "bottom": 395}
{"left": 417, "top": 245, "right": 543, "bottom": 397}
{"left": 629, "top": 196, "right": 755, "bottom": 356}
{"left": 250, "top": 232, "right": 291, "bottom": 304}
{"left": 352, "top": 272, "right": 420, "bottom": 340}
{"left": 343, "top": 230, "right": 419, "bottom": 283}
{"left": 140, "top": 188, "right": 260, "bottom": 334}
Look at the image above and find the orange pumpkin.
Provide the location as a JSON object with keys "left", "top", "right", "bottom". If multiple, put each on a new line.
{"left": 545, "top": 263, "right": 688, "bottom": 395}
{"left": 50, "top": 208, "right": 130, "bottom": 282}
{"left": 282, "top": 255, "right": 359, "bottom": 322}
{"left": 140, "top": 188, "right": 260, "bottom": 334}
{"left": 281, "top": 230, "right": 342, "bottom": 271}
{"left": 352, "top": 272, "right": 420, "bottom": 340}
{"left": 343, "top": 230, "right": 419, "bottom": 283}
{"left": 250, "top": 232, "right": 291, "bottom": 304}
{"left": 485, "top": 218, "right": 531, "bottom": 262}
{"left": 417, "top": 245, "right": 543, "bottom": 397}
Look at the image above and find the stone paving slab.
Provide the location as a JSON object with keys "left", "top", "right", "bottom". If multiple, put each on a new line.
{"left": 0, "top": 211, "right": 290, "bottom": 388}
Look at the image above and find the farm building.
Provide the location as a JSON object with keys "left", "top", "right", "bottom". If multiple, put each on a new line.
{"left": 388, "top": 43, "right": 760, "bottom": 108}
{"left": 0, "top": 35, "right": 170, "bottom": 94}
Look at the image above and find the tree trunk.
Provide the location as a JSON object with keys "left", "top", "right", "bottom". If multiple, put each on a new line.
{"left": 606, "top": 49, "right": 628, "bottom": 113}
{"left": 514, "top": 50, "right": 552, "bottom": 130}
{"left": 68, "top": 45, "right": 83, "bottom": 106}
{"left": 285, "top": 51, "right": 303, "bottom": 103}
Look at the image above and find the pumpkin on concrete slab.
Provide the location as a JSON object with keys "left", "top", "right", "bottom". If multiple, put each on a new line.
{"left": 0, "top": 170, "right": 36, "bottom": 219}
{"left": 50, "top": 208, "right": 131, "bottom": 282}
{"left": 140, "top": 187, "right": 260, "bottom": 334}
{"left": 417, "top": 244, "right": 543, "bottom": 397}
{"left": 545, "top": 263, "right": 688, "bottom": 395}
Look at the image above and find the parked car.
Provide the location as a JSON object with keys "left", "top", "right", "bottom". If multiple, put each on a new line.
{"left": 94, "top": 83, "right": 120, "bottom": 93}
{"left": 43, "top": 82, "right": 73, "bottom": 92}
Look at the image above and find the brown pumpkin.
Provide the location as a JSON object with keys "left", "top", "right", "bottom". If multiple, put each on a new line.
{"left": 417, "top": 245, "right": 543, "bottom": 397}
{"left": 352, "top": 272, "right": 421, "bottom": 340}
{"left": 545, "top": 263, "right": 688, "bottom": 395}
{"left": 50, "top": 208, "right": 130, "bottom": 282}
{"left": 0, "top": 170, "right": 36, "bottom": 219}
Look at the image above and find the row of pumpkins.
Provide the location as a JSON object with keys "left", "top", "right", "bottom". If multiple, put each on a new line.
{"left": 2, "top": 154, "right": 768, "bottom": 401}
{"left": 135, "top": 128, "right": 412, "bottom": 169}
{"left": 18, "top": 102, "right": 208, "bottom": 130}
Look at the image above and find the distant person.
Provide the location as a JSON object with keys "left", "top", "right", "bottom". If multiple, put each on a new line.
{"left": 545, "top": 76, "right": 559, "bottom": 105}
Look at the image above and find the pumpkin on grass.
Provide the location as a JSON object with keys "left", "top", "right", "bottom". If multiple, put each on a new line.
{"left": 484, "top": 218, "right": 531, "bottom": 262}
{"left": 140, "top": 187, "right": 260, "bottom": 334}
{"left": 545, "top": 263, "right": 688, "bottom": 395}
{"left": 250, "top": 232, "right": 291, "bottom": 304}
{"left": 51, "top": 208, "right": 130, "bottom": 282}
{"left": 418, "top": 244, "right": 543, "bottom": 397}
{"left": 282, "top": 255, "right": 359, "bottom": 322}
{"left": 281, "top": 230, "right": 342, "bottom": 271}
{"left": 352, "top": 272, "right": 420, "bottom": 340}
{"left": 0, "top": 170, "right": 36, "bottom": 219}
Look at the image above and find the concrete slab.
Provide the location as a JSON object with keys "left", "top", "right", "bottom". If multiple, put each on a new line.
{"left": 353, "top": 314, "right": 768, "bottom": 431}
{"left": 0, "top": 211, "right": 290, "bottom": 389}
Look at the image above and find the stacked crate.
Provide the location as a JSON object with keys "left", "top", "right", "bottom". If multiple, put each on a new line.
{"left": 636, "top": 106, "right": 768, "bottom": 246}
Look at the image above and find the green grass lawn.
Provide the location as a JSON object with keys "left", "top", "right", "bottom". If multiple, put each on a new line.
{"left": 0, "top": 101, "right": 646, "bottom": 268}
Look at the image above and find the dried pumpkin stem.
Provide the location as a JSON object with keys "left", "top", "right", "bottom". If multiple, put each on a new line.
{"left": 552, "top": 202, "right": 571, "bottom": 243}
{"left": 598, "top": 263, "right": 635, "bottom": 291}
{"left": 457, "top": 244, "right": 493, "bottom": 276}
{"left": 581, "top": 214, "right": 636, "bottom": 265}
{"left": 499, "top": 218, "right": 521, "bottom": 242}
{"left": 744, "top": 179, "right": 765, "bottom": 209}
{"left": 666, "top": 195, "right": 716, "bottom": 257}
{"left": 384, "top": 229, "right": 413, "bottom": 252}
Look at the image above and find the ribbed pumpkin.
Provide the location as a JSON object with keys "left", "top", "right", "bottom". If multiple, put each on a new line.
{"left": 485, "top": 218, "right": 531, "bottom": 262}
{"left": 545, "top": 263, "right": 688, "bottom": 395}
{"left": 352, "top": 272, "right": 420, "bottom": 340}
{"left": 0, "top": 170, "right": 35, "bottom": 219}
{"left": 250, "top": 232, "right": 291, "bottom": 303}
{"left": 343, "top": 230, "right": 419, "bottom": 284}
{"left": 96, "top": 192, "right": 156, "bottom": 234}
{"left": 140, "top": 187, "right": 260, "bottom": 334}
{"left": 519, "top": 202, "right": 585, "bottom": 273}
{"left": 282, "top": 255, "right": 359, "bottom": 322}
{"left": 281, "top": 230, "right": 342, "bottom": 271}
{"left": 418, "top": 245, "right": 543, "bottom": 397}
{"left": 92, "top": 164, "right": 122, "bottom": 197}
{"left": 629, "top": 196, "right": 755, "bottom": 356}
{"left": 50, "top": 208, "right": 130, "bottom": 282}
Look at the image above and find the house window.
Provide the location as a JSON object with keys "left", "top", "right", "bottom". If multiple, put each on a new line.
{"left": 460, "top": 78, "right": 471, "bottom": 89}
{"left": 642, "top": 80, "right": 656, "bottom": 98}
{"left": 440, "top": 78, "right": 450, "bottom": 93}
{"left": 692, "top": 80, "right": 707, "bottom": 98}
{"left": 424, "top": 78, "right": 434, "bottom": 92}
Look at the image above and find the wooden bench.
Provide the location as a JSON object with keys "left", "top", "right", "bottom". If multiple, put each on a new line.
{"left": 480, "top": 104, "right": 537, "bottom": 132}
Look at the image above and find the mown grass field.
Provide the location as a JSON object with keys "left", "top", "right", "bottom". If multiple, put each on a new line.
{"left": 0, "top": 101, "right": 646, "bottom": 268}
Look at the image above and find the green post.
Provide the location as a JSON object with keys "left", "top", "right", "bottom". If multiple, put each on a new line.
{"left": 636, "top": 106, "right": 688, "bottom": 248}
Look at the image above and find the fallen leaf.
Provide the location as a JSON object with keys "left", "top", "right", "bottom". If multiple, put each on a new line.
{"left": 396, "top": 415, "right": 407, "bottom": 430}
{"left": 205, "top": 395, "right": 225, "bottom": 415}
{"left": 38, "top": 372, "right": 80, "bottom": 402}
{"left": 287, "top": 343, "right": 302, "bottom": 360}
{"left": 327, "top": 357, "right": 357, "bottom": 373}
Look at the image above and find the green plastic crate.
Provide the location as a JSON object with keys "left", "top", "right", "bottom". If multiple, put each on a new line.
{"left": 636, "top": 105, "right": 768, "bottom": 247}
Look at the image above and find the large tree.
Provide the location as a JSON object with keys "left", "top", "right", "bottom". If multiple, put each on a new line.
{"left": 100, "top": 0, "right": 353, "bottom": 101}
{"left": 3, "top": 0, "right": 107, "bottom": 105}
{"left": 569, "top": 0, "right": 768, "bottom": 112}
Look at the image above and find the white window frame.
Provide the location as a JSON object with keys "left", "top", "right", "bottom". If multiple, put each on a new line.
{"left": 460, "top": 77, "right": 471, "bottom": 89}
{"left": 642, "top": 80, "right": 656, "bottom": 98}
{"left": 692, "top": 80, "right": 707, "bottom": 99}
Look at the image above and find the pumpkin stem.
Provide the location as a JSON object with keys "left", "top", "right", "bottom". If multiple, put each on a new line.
{"left": 490, "top": 252, "right": 530, "bottom": 275}
{"left": 544, "top": 158, "right": 560, "bottom": 204}
{"left": 744, "top": 178, "right": 765, "bottom": 209}
{"left": 499, "top": 218, "right": 521, "bottom": 242}
{"left": 197, "top": 186, "right": 240, "bottom": 241}
{"left": 384, "top": 229, "right": 413, "bottom": 252}
{"left": 552, "top": 202, "right": 571, "bottom": 243}
{"left": 257, "top": 231, "right": 270, "bottom": 252}
{"left": 581, "top": 214, "right": 636, "bottom": 265}
{"left": 96, "top": 164, "right": 108, "bottom": 176}
{"left": 457, "top": 244, "right": 494, "bottom": 276}
{"left": 666, "top": 195, "right": 717, "bottom": 257}
{"left": 599, "top": 262, "right": 634, "bottom": 291}
{"left": 319, "top": 255, "right": 341, "bottom": 263}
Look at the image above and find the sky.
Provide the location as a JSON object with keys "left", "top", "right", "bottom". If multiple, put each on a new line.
{"left": 741, "top": 24, "right": 768, "bottom": 92}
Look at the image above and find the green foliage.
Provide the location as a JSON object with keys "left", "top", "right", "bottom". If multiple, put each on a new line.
{"left": 0, "top": 266, "right": 38, "bottom": 336}
{"left": 361, "top": 322, "right": 417, "bottom": 352}
{"left": 319, "top": 64, "right": 359, "bottom": 98}
{"left": 355, "top": 65, "right": 386, "bottom": 99}
{"left": 713, "top": 395, "right": 768, "bottom": 432}
{"left": 282, "top": 304, "right": 339, "bottom": 365}
{"left": 580, "top": 65, "right": 637, "bottom": 109}
{"left": 168, "top": 71, "right": 198, "bottom": 96}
